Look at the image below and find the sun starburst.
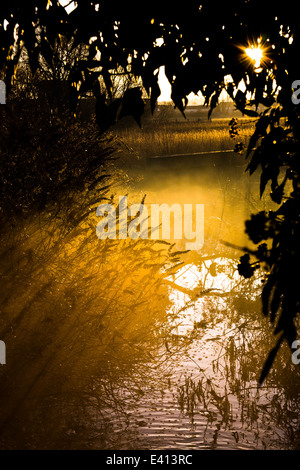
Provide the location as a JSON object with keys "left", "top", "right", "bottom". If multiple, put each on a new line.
{"left": 245, "top": 45, "right": 264, "bottom": 68}
{"left": 237, "top": 37, "right": 269, "bottom": 73}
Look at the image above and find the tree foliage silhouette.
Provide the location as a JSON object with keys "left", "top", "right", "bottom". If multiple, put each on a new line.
{"left": 1, "top": 0, "right": 300, "bottom": 381}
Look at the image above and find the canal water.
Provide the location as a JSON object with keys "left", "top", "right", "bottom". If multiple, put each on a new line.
{"left": 97, "top": 150, "right": 300, "bottom": 450}
{"left": 1, "top": 146, "right": 299, "bottom": 450}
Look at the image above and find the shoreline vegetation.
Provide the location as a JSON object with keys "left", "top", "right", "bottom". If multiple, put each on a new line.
{"left": 1, "top": 96, "right": 300, "bottom": 449}
{"left": 111, "top": 103, "right": 256, "bottom": 158}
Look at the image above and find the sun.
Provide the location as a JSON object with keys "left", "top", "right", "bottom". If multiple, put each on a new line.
{"left": 245, "top": 45, "right": 264, "bottom": 68}
{"left": 240, "top": 37, "right": 270, "bottom": 72}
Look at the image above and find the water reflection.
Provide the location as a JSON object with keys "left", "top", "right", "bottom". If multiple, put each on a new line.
{"left": 1, "top": 143, "right": 299, "bottom": 450}
{"left": 97, "top": 150, "right": 300, "bottom": 450}
{"left": 0, "top": 179, "right": 177, "bottom": 449}
{"left": 99, "top": 255, "right": 300, "bottom": 450}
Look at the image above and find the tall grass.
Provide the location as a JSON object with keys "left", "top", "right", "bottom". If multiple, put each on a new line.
{"left": 113, "top": 118, "right": 255, "bottom": 158}
{"left": 0, "top": 99, "right": 181, "bottom": 449}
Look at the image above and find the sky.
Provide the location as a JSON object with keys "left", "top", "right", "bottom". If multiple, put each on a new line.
{"left": 157, "top": 66, "right": 204, "bottom": 105}
{"left": 57, "top": 0, "right": 229, "bottom": 106}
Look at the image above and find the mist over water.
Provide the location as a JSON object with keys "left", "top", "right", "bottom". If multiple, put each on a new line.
{"left": 1, "top": 116, "right": 299, "bottom": 450}
{"left": 100, "top": 143, "right": 300, "bottom": 451}
{"left": 128, "top": 152, "right": 263, "bottom": 249}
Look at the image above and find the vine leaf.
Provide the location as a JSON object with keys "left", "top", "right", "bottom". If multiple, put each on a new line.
{"left": 258, "top": 333, "right": 284, "bottom": 387}
{"left": 118, "top": 87, "right": 145, "bottom": 126}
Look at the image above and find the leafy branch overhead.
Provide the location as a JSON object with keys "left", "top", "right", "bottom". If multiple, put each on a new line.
{"left": 1, "top": 1, "right": 298, "bottom": 124}
{"left": 1, "top": 0, "right": 300, "bottom": 382}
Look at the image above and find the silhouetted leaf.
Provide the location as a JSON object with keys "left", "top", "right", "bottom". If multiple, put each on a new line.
{"left": 241, "top": 108, "right": 259, "bottom": 118}
{"left": 246, "top": 147, "right": 262, "bottom": 174}
{"left": 118, "top": 88, "right": 145, "bottom": 126}
{"left": 238, "top": 254, "right": 257, "bottom": 279}
{"left": 262, "top": 271, "right": 278, "bottom": 317}
{"left": 258, "top": 333, "right": 284, "bottom": 386}
{"left": 234, "top": 90, "right": 246, "bottom": 109}
{"left": 150, "top": 79, "right": 161, "bottom": 114}
{"left": 245, "top": 211, "right": 269, "bottom": 244}
{"left": 270, "top": 285, "right": 282, "bottom": 324}
{"left": 208, "top": 91, "right": 220, "bottom": 119}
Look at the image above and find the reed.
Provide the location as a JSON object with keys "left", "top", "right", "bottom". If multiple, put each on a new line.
{"left": 113, "top": 118, "right": 255, "bottom": 158}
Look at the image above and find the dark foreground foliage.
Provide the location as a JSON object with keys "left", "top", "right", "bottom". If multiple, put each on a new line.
{"left": 0, "top": 0, "right": 299, "bottom": 391}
